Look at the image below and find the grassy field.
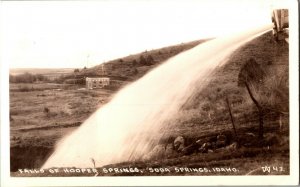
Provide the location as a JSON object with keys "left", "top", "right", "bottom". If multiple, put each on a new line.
{"left": 10, "top": 83, "right": 114, "bottom": 171}
{"left": 10, "top": 32, "right": 289, "bottom": 176}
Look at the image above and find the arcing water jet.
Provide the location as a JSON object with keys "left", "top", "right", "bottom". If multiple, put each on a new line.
{"left": 42, "top": 25, "right": 272, "bottom": 169}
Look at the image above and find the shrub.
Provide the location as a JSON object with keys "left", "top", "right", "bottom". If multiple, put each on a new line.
{"left": 9, "top": 73, "right": 49, "bottom": 83}
{"left": 139, "top": 54, "right": 154, "bottom": 66}
{"left": 43, "top": 107, "right": 49, "bottom": 114}
{"left": 146, "top": 55, "right": 154, "bottom": 65}
{"left": 132, "top": 68, "right": 138, "bottom": 75}
{"left": 132, "top": 59, "right": 137, "bottom": 66}
{"left": 18, "top": 86, "right": 30, "bottom": 92}
{"left": 139, "top": 55, "right": 147, "bottom": 66}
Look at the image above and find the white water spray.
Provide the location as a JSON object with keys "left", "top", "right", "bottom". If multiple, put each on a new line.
{"left": 42, "top": 25, "right": 272, "bottom": 168}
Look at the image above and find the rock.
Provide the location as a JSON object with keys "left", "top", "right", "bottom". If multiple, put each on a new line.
{"left": 195, "top": 139, "right": 205, "bottom": 145}
{"left": 198, "top": 142, "right": 212, "bottom": 153}
{"left": 225, "top": 142, "right": 238, "bottom": 151}
{"left": 165, "top": 143, "right": 175, "bottom": 158}
{"left": 215, "top": 142, "right": 238, "bottom": 152}
{"left": 216, "top": 140, "right": 226, "bottom": 148}
{"left": 211, "top": 142, "right": 217, "bottom": 149}
{"left": 217, "top": 134, "right": 227, "bottom": 141}
{"left": 208, "top": 149, "right": 214, "bottom": 153}
{"left": 174, "top": 136, "right": 185, "bottom": 151}
{"left": 182, "top": 143, "right": 198, "bottom": 155}
{"left": 245, "top": 132, "right": 256, "bottom": 137}
{"left": 216, "top": 134, "right": 227, "bottom": 148}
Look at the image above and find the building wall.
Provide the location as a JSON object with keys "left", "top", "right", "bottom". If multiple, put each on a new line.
{"left": 86, "top": 77, "right": 110, "bottom": 89}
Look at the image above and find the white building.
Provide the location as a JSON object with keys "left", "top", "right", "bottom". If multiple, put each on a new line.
{"left": 86, "top": 77, "right": 110, "bottom": 89}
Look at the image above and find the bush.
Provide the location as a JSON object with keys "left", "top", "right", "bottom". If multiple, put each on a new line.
{"left": 146, "top": 55, "right": 154, "bottom": 65}
{"left": 139, "top": 55, "right": 154, "bottom": 66}
{"left": 132, "top": 59, "right": 138, "bottom": 66}
{"left": 43, "top": 107, "right": 49, "bottom": 114}
{"left": 9, "top": 73, "right": 49, "bottom": 83}
{"left": 139, "top": 55, "right": 147, "bottom": 66}
{"left": 132, "top": 68, "right": 138, "bottom": 75}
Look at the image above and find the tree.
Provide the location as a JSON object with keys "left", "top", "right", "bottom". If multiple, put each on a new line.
{"left": 132, "top": 59, "right": 137, "bottom": 67}
{"left": 132, "top": 68, "right": 138, "bottom": 75}
{"left": 139, "top": 55, "right": 153, "bottom": 66}
{"left": 238, "top": 58, "right": 266, "bottom": 139}
{"left": 146, "top": 55, "right": 154, "bottom": 65}
{"left": 139, "top": 55, "right": 147, "bottom": 66}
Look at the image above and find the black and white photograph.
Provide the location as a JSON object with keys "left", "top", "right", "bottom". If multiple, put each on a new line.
{"left": 0, "top": 0, "right": 298, "bottom": 186}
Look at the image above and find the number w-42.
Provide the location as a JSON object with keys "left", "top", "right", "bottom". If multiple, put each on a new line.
{"left": 261, "top": 166, "right": 284, "bottom": 173}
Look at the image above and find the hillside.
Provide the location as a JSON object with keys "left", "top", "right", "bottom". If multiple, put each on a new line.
{"left": 84, "top": 39, "right": 207, "bottom": 79}
{"left": 9, "top": 68, "right": 74, "bottom": 80}
{"left": 74, "top": 39, "right": 209, "bottom": 89}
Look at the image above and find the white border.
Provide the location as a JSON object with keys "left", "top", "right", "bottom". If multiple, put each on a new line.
{"left": 1, "top": 0, "right": 299, "bottom": 186}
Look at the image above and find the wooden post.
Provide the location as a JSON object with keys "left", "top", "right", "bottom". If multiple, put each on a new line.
{"left": 226, "top": 97, "right": 237, "bottom": 138}
{"left": 244, "top": 81, "right": 264, "bottom": 139}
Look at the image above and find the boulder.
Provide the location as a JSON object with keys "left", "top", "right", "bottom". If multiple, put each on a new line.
{"left": 165, "top": 143, "right": 175, "bottom": 158}
{"left": 174, "top": 136, "right": 185, "bottom": 152}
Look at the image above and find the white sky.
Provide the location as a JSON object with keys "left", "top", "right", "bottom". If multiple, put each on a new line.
{"left": 0, "top": 0, "right": 277, "bottom": 68}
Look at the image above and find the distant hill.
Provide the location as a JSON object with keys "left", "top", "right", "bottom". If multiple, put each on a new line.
{"left": 9, "top": 68, "right": 74, "bottom": 80}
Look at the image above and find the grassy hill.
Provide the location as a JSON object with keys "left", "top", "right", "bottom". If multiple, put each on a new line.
{"left": 75, "top": 39, "right": 209, "bottom": 88}
{"left": 163, "top": 31, "right": 289, "bottom": 140}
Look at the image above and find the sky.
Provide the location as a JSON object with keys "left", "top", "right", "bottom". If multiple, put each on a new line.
{"left": 0, "top": 0, "right": 284, "bottom": 69}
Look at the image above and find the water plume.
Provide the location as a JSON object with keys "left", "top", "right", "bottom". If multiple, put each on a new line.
{"left": 42, "top": 25, "right": 272, "bottom": 168}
